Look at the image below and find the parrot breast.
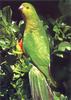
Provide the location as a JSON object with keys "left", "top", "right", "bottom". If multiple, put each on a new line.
{"left": 23, "top": 24, "right": 50, "bottom": 77}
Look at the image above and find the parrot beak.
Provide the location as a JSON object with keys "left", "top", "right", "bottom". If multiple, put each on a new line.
{"left": 19, "top": 5, "right": 23, "bottom": 10}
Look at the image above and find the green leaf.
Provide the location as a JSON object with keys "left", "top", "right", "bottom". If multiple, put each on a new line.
{"left": 0, "top": 10, "right": 2, "bottom": 18}
{"left": 19, "top": 20, "right": 24, "bottom": 28}
{"left": 60, "top": 94, "right": 67, "bottom": 100}
{"left": 54, "top": 41, "right": 71, "bottom": 57}
{"left": 58, "top": 41, "right": 71, "bottom": 51}
{"left": 18, "top": 20, "right": 24, "bottom": 35}
{"left": 0, "top": 38, "right": 10, "bottom": 49}
{"left": 53, "top": 25, "right": 60, "bottom": 34}
{"left": 11, "top": 21, "right": 19, "bottom": 33}
{"left": 11, "top": 78, "right": 25, "bottom": 100}
{"left": 2, "top": 6, "right": 12, "bottom": 24}
{"left": 53, "top": 91, "right": 67, "bottom": 100}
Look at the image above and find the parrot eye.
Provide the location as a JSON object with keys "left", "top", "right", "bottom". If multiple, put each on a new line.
{"left": 26, "top": 6, "right": 30, "bottom": 9}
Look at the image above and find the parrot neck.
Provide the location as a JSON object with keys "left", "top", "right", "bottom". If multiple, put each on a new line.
{"left": 25, "top": 18, "right": 40, "bottom": 32}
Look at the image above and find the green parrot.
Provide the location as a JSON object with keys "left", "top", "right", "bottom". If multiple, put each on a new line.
{"left": 19, "top": 3, "right": 55, "bottom": 100}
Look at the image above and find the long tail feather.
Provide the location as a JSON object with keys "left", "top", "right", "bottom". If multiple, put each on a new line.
{"left": 29, "top": 65, "right": 54, "bottom": 100}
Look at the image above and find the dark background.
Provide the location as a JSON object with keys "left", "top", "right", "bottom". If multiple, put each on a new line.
{"left": 0, "top": 0, "right": 61, "bottom": 22}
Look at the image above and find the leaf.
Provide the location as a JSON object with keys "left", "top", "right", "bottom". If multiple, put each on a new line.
{"left": 2, "top": 6, "right": 12, "bottom": 24}
{"left": 53, "top": 91, "right": 67, "bottom": 100}
{"left": 58, "top": 41, "right": 71, "bottom": 51}
{"left": 60, "top": 94, "right": 67, "bottom": 100}
{"left": 63, "top": 25, "right": 71, "bottom": 34}
{"left": 54, "top": 41, "right": 71, "bottom": 57}
{"left": 11, "top": 21, "right": 19, "bottom": 33}
{"left": 53, "top": 25, "right": 60, "bottom": 33}
{"left": 53, "top": 92, "right": 60, "bottom": 100}
{"left": 0, "top": 10, "right": 2, "bottom": 18}
{"left": 0, "top": 38, "right": 11, "bottom": 49}
{"left": 18, "top": 20, "right": 24, "bottom": 37}
{"left": 19, "top": 20, "right": 24, "bottom": 28}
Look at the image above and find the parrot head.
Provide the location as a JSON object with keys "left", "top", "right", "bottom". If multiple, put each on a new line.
{"left": 19, "top": 3, "right": 38, "bottom": 20}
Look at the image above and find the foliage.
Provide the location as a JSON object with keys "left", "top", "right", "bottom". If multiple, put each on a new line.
{"left": 0, "top": 6, "right": 31, "bottom": 100}
{"left": 0, "top": 6, "right": 71, "bottom": 100}
{"left": 52, "top": 19, "right": 71, "bottom": 57}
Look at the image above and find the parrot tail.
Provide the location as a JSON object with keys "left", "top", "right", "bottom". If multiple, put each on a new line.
{"left": 29, "top": 65, "right": 54, "bottom": 100}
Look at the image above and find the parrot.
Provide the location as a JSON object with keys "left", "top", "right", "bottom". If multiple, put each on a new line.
{"left": 19, "top": 2, "right": 56, "bottom": 100}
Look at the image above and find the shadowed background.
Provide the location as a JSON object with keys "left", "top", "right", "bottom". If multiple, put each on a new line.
{"left": 0, "top": 0, "right": 60, "bottom": 22}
